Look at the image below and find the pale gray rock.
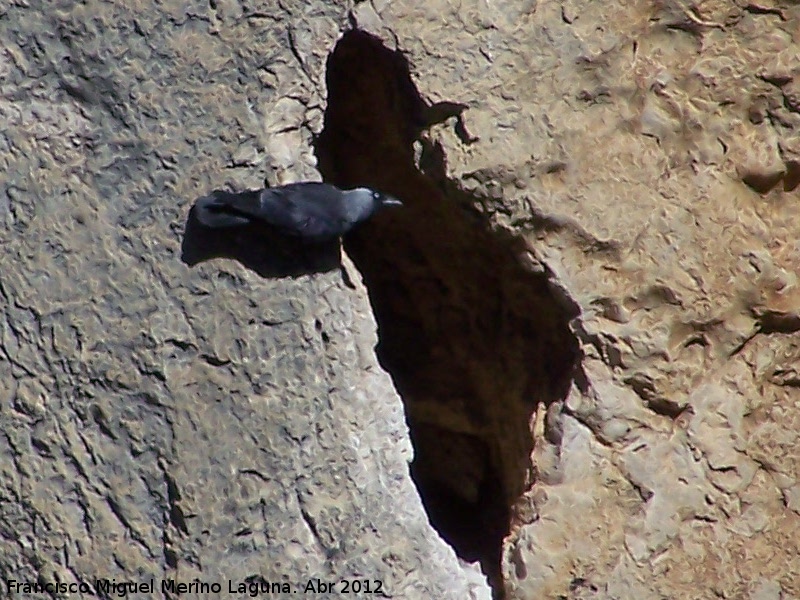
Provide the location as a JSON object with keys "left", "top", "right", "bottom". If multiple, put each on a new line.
{"left": 7, "top": 0, "right": 800, "bottom": 598}
{"left": 0, "top": 1, "right": 490, "bottom": 599}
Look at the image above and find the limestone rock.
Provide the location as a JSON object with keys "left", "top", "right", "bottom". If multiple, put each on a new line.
{"left": 0, "top": 1, "right": 488, "bottom": 599}
{"left": 350, "top": 0, "right": 800, "bottom": 597}
{"left": 5, "top": 0, "right": 800, "bottom": 599}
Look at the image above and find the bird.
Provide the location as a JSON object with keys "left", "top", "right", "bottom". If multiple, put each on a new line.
{"left": 193, "top": 182, "right": 402, "bottom": 242}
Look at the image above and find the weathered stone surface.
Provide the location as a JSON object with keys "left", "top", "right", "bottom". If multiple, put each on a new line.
{"left": 351, "top": 0, "right": 800, "bottom": 597}
{"left": 1, "top": 1, "right": 489, "bottom": 599}
{"left": 5, "top": 0, "right": 800, "bottom": 598}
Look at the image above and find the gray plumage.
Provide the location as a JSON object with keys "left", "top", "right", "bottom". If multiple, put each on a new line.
{"left": 194, "top": 183, "right": 402, "bottom": 242}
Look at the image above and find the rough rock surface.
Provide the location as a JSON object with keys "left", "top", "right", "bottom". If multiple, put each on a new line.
{"left": 349, "top": 0, "right": 800, "bottom": 598}
{"left": 0, "top": 1, "right": 488, "bottom": 599}
{"left": 4, "top": 0, "right": 800, "bottom": 599}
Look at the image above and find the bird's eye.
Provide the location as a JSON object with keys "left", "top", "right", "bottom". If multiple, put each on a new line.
{"left": 372, "top": 191, "right": 381, "bottom": 200}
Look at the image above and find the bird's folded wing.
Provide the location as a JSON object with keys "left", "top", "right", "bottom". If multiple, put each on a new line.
{"left": 194, "top": 184, "right": 352, "bottom": 240}
{"left": 194, "top": 190, "right": 261, "bottom": 227}
{"left": 257, "top": 186, "right": 349, "bottom": 239}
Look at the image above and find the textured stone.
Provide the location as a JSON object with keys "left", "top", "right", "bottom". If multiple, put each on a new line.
{"left": 5, "top": 0, "right": 800, "bottom": 598}
{"left": 1, "top": 1, "right": 489, "bottom": 599}
{"left": 349, "top": 0, "right": 800, "bottom": 597}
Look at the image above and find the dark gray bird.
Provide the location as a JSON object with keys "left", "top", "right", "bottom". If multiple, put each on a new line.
{"left": 193, "top": 183, "right": 402, "bottom": 242}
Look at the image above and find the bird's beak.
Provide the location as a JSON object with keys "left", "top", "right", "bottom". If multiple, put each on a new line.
{"left": 382, "top": 196, "right": 403, "bottom": 207}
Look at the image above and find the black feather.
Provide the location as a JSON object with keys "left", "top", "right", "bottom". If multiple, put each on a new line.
{"left": 193, "top": 182, "right": 401, "bottom": 242}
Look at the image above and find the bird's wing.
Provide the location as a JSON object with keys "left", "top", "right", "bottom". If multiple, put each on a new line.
{"left": 194, "top": 190, "right": 261, "bottom": 228}
{"left": 258, "top": 184, "right": 350, "bottom": 239}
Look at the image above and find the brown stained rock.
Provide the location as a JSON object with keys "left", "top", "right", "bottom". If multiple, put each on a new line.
{"left": 782, "top": 159, "right": 800, "bottom": 191}
{"left": 741, "top": 167, "right": 787, "bottom": 194}
{"left": 5, "top": 0, "right": 800, "bottom": 598}
{"left": 353, "top": 0, "right": 800, "bottom": 598}
{"left": 316, "top": 29, "right": 580, "bottom": 596}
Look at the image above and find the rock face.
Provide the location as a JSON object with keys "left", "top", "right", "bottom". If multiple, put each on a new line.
{"left": 3, "top": 1, "right": 800, "bottom": 600}
{"left": 347, "top": 0, "right": 800, "bottom": 598}
{"left": 0, "top": 1, "right": 488, "bottom": 599}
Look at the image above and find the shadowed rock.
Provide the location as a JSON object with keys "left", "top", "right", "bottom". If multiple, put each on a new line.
{"left": 181, "top": 204, "right": 340, "bottom": 278}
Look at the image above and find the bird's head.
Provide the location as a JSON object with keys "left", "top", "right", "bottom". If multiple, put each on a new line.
{"left": 343, "top": 187, "right": 403, "bottom": 223}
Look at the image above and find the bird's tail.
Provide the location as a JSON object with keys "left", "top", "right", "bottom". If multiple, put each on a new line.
{"left": 193, "top": 190, "right": 261, "bottom": 228}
